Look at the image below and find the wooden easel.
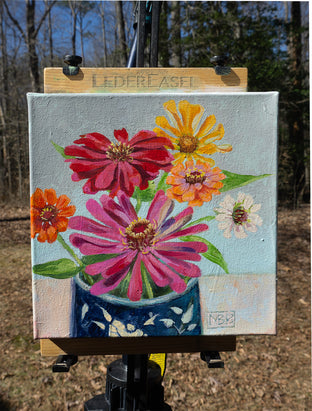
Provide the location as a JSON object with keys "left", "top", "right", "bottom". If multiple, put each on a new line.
{"left": 40, "top": 66, "right": 247, "bottom": 357}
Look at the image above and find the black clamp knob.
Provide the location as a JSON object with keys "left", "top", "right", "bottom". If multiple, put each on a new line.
{"left": 210, "top": 55, "right": 231, "bottom": 76}
{"left": 52, "top": 355, "right": 78, "bottom": 372}
{"left": 63, "top": 55, "right": 82, "bottom": 76}
{"left": 200, "top": 351, "right": 224, "bottom": 369}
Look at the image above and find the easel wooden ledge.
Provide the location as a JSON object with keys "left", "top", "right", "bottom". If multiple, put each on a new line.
{"left": 40, "top": 66, "right": 247, "bottom": 357}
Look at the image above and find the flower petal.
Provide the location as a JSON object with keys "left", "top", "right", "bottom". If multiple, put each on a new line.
{"left": 55, "top": 194, "right": 70, "bottom": 209}
{"left": 58, "top": 205, "right": 76, "bottom": 218}
{"left": 127, "top": 254, "right": 143, "bottom": 301}
{"left": 94, "top": 162, "right": 117, "bottom": 191}
{"left": 46, "top": 226, "right": 58, "bottom": 243}
{"left": 152, "top": 250, "right": 202, "bottom": 278}
{"left": 130, "top": 129, "right": 174, "bottom": 150}
{"left": 143, "top": 253, "right": 187, "bottom": 293}
{"left": 74, "top": 133, "right": 111, "bottom": 150}
{"left": 68, "top": 216, "right": 120, "bottom": 240}
{"left": 44, "top": 188, "right": 57, "bottom": 205}
{"left": 163, "top": 100, "right": 184, "bottom": 130}
{"left": 85, "top": 250, "right": 136, "bottom": 276}
{"left": 117, "top": 193, "right": 138, "bottom": 222}
{"left": 70, "top": 233, "right": 122, "bottom": 255}
{"left": 233, "top": 225, "right": 247, "bottom": 239}
{"left": 155, "top": 241, "right": 208, "bottom": 254}
{"left": 90, "top": 266, "right": 130, "bottom": 295}
{"left": 114, "top": 128, "right": 128, "bottom": 143}
{"left": 158, "top": 223, "right": 208, "bottom": 242}
{"left": 99, "top": 195, "right": 133, "bottom": 227}
{"left": 178, "top": 100, "right": 204, "bottom": 135}
{"left": 198, "top": 123, "right": 225, "bottom": 144}
{"left": 196, "top": 114, "right": 216, "bottom": 138}
{"left": 31, "top": 188, "right": 45, "bottom": 208}
{"left": 155, "top": 249, "right": 202, "bottom": 262}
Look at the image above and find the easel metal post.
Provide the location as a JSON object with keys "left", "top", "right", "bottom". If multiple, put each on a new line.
{"left": 136, "top": 1, "right": 147, "bottom": 67}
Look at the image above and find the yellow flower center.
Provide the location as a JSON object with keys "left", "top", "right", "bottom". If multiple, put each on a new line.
{"left": 185, "top": 168, "right": 206, "bottom": 185}
{"left": 125, "top": 218, "right": 156, "bottom": 251}
{"left": 178, "top": 135, "right": 198, "bottom": 154}
{"left": 107, "top": 142, "right": 133, "bottom": 162}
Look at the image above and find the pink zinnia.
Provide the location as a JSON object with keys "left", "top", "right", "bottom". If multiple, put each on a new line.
{"left": 69, "top": 190, "right": 208, "bottom": 301}
{"left": 64, "top": 128, "right": 174, "bottom": 197}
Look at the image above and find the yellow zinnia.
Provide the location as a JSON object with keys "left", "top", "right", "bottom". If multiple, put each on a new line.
{"left": 154, "top": 100, "right": 232, "bottom": 165}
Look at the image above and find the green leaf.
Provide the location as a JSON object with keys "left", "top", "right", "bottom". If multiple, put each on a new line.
{"left": 220, "top": 170, "right": 271, "bottom": 192}
{"left": 181, "top": 235, "right": 229, "bottom": 274}
{"left": 132, "top": 180, "right": 157, "bottom": 202}
{"left": 141, "top": 261, "right": 154, "bottom": 299}
{"left": 157, "top": 172, "right": 170, "bottom": 192}
{"left": 51, "top": 141, "right": 75, "bottom": 159}
{"left": 33, "top": 258, "right": 82, "bottom": 279}
{"left": 184, "top": 215, "right": 215, "bottom": 228}
{"left": 81, "top": 253, "right": 118, "bottom": 266}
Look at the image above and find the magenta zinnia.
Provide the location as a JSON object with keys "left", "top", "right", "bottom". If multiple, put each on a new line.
{"left": 64, "top": 128, "right": 174, "bottom": 197}
{"left": 68, "top": 190, "right": 208, "bottom": 301}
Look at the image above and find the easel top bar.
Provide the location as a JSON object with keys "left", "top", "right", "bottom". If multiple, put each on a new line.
{"left": 44, "top": 67, "right": 247, "bottom": 94}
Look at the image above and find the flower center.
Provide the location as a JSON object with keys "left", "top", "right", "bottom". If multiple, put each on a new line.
{"left": 185, "top": 168, "right": 206, "bottom": 185}
{"left": 40, "top": 206, "right": 58, "bottom": 222}
{"left": 107, "top": 142, "right": 133, "bottom": 162}
{"left": 178, "top": 135, "right": 198, "bottom": 153}
{"left": 232, "top": 206, "right": 248, "bottom": 225}
{"left": 125, "top": 218, "right": 156, "bottom": 251}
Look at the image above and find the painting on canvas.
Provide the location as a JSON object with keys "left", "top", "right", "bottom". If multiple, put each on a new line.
{"left": 28, "top": 92, "right": 278, "bottom": 338}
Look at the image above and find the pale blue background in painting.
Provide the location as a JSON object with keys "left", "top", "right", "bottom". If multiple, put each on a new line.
{"left": 28, "top": 92, "right": 278, "bottom": 277}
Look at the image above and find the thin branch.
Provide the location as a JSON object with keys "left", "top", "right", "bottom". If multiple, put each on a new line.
{"left": 34, "top": 0, "right": 57, "bottom": 39}
{"left": 3, "top": 0, "right": 26, "bottom": 42}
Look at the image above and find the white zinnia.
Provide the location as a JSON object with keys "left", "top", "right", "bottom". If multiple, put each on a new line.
{"left": 214, "top": 192, "right": 262, "bottom": 239}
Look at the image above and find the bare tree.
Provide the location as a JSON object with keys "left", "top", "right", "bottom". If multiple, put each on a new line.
{"left": 288, "top": 2, "right": 307, "bottom": 206}
{"left": 3, "top": 0, "right": 57, "bottom": 91}
{"left": 98, "top": 1, "right": 108, "bottom": 66}
{"left": 44, "top": 0, "right": 54, "bottom": 66}
{"left": 115, "top": 0, "right": 127, "bottom": 66}
{"left": 68, "top": 0, "right": 79, "bottom": 55}
{"left": 170, "top": 1, "right": 181, "bottom": 67}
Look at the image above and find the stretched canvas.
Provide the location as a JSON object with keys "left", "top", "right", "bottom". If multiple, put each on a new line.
{"left": 28, "top": 92, "right": 278, "bottom": 338}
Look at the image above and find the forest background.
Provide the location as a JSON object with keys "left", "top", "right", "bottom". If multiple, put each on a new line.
{"left": 0, "top": 0, "right": 309, "bottom": 208}
{"left": 0, "top": 2, "right": 310, "bottom": 410}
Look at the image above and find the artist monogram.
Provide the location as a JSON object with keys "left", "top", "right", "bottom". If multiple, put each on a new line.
{"left": 207, "top": 311, "right": 235, "bottom": 328}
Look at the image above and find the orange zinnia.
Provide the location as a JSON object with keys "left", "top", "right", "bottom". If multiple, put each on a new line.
{"left": 166, "top": 160, "right": 226, "bottom": 207}
{"left": 154, "top": 100, "right": 232, "bottom": 165}
{"left": 31, "top": 188, "right": 76, "bottom": 243}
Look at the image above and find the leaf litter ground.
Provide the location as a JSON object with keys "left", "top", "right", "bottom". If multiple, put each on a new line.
{"left": 0, "top": 203, "right": 310, "bottom": 410}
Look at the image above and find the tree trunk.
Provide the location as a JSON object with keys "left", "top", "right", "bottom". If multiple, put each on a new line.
{"left": 69, "top": 0, "right": 78, "bottom": 55}
{"left": 26, "top": 0, "right": 40, "bottom": 91}
{"left": 99, "top": 2, "right": 108, "bottom": 66}
{"left": 159, "top": 1, "right": 170, "bottom": 66}
{"left": 115, "top": 1, "right": 127, "bottom": 66}
{"left": 288, "top": 2, "right": 305, "bottom": 206}
{"left": 45, "top": 0, "right": 54, "bottom": 66}
{"left": 78, "top": 8, "right": 84, "bottom": 65}
{"left": 4, "top": 0, "right": 56, "bottom": 91}
{"left": 170, "top": 1, "right": 181, "bottom": 67}
{"left": 0, "top": 0, "right": 10, "bottom": 198}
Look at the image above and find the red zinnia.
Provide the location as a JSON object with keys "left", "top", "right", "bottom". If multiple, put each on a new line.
{"left": 64, "top": 128, "right": 174, "bottom": 197}
{"left": 31, "top": 188, "right": 76, "bottom": 243}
